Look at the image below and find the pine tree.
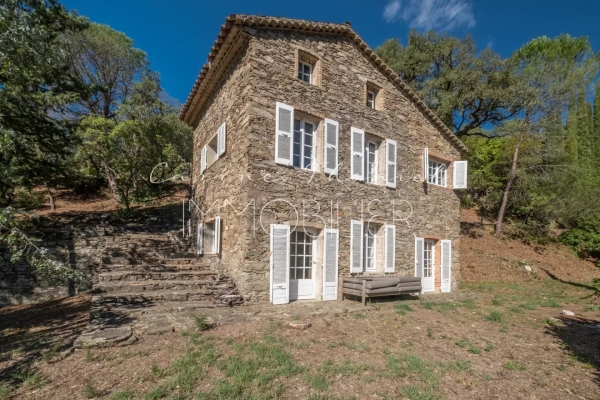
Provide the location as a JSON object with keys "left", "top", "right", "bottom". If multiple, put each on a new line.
{"left": 565, "top": 92, "right": 579, "bottom": 163}
{"left": 576, "top": 88, "right": 591, "bottom": 168}
{"left": 594, "top": 85, "right": 600, "bottom": 169}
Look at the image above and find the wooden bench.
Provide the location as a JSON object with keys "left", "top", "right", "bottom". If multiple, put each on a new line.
{"left": 342, "top": 276, "right": 422, "bottom": 305}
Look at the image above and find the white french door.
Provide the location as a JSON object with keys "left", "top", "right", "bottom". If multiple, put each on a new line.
{"left": 289, "top": 230, "right": 316, "bottom": 300}
{"left": 422, "top": 240, "right": 435, "bottom": 292}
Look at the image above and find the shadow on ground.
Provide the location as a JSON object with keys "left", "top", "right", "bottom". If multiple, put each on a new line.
{"left": 0, "top": 295, "right": 92, "bottom": 385}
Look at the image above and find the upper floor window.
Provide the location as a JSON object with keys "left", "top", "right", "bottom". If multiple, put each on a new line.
{"left": 200, "top": 122, "right": 226, "bottom": 174}
{"left": 428, "top": 159, "right": 448, "bottom": 187}
{"left": 367, "top": 90, "right": 376, "bottom": 109}
{"left": 364, "top": 140, "right": 379, "bottom": 184}
{"left": 293, "top": 119, "right": 315, "bottom": 170}
{"left": 298, "top": 60, "right": 313, "bottom": 84}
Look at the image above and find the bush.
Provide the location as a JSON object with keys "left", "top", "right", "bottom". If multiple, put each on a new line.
{"left": 559, "top": 228, "right": 600, "bottom": 260}
{"left": 13, "top": 189, "right": 44, "bottom": 209}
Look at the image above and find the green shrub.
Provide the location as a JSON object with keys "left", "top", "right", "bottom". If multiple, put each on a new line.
{"left": 194, "top": 314, "right": 211, "bottom": 331}
{"left": 560, "top": 228, "right": 600, "bottom": 260}
{"left": 484, "top": 310, "right": 504, "bottom": 322}
{"left": 13, "top": 189, "right": 44, "bottom": 209}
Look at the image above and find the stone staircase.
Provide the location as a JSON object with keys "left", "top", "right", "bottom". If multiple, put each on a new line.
{"left": 89, "top": 230, "right": 243, "bottom": 321}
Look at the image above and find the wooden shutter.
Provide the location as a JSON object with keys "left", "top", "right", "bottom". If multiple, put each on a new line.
{"left": 217, "top": 122, "right": 226, "bottom": 157}
{"left": 323, "top": 228, "right": 339, "bottom": 301}
{"left": 200, "top": 146, "right": 207, "bottom": 174}
{"left": 350, "top": 127, "right": 365, "bottom": 181}
{"left": 270, "top": 224, "right": 290, "bottom": 304}
{"left": 453, "top": 161, "right": 468, "bottom": 189}
{"left": 275, "top": 102, "right": 294, "bottom": 165}
{"left": 324, "top": 119, "right": 339, "bottom": 175}
{"left": 386, "top": 139, "right": 397, "bottom": 188}
{"left": 196, "top": 223, "right": 203, "bottom": 255}
{"left": 415, "top": 237, "right": 424, "bottom": 278}
{"left": 441, "top": 240, "right": 452, "bottom": 293}
{"left": 213, "top": 216, "right": 221, "bottom": 254}
{"left": 423, "top": 148, "right": 429, "bottom": 182}
{"left": 384, "top": 225, "right": 396, "bottom": 273}
{"left": 350, "top": 220, "right": 363, "bottom": 273}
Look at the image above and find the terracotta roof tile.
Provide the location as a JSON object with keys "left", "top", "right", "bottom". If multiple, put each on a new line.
{"left": 180, "top": 14, "right": 468, "bottom": 154}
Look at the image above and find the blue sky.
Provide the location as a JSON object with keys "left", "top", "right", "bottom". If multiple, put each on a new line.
{"left": 61, "top": 0, "right": 600, "bottom": 104}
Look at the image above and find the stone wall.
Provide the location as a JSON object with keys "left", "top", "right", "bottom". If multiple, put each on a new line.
{"left": 191, "top": 27, "right": 464, "bottom": 302}
{"left": 0, "top": 226, "right": 104, "bottom": 305}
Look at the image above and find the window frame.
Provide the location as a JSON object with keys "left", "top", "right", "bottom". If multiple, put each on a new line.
{"left": 293, "top": 118, "right": 316, "bottom": 171}
{"left": 363, "top": 224, "right": 377, "bottom": 272}
{"left": 427, "top": 158, "right": 448, "bottom": 187}
{"left": 297, "top": 60, "right": 313, "bottom": 84}
{"left": 289, "top": 229, "right": 317, "bottom": 281}
{"left": 366, "top": 90, "right": 376, "bottom": 109}
{"left": 364, "top": 140, "right": 378, "bottom": 184}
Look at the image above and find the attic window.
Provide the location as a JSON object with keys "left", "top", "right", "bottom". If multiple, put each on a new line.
{"left": 297, "top": 49, "right": 320, "bottom": 86}
{"left": 365, "top": 83, "right": 383, "bottom": 110}
{"left": 298, "top": 60, "right": 313, "bottom": 83}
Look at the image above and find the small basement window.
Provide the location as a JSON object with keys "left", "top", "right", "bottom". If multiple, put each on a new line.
{"left": 297, "top": 49, "right": 320, "bottom": 86}
{"left": 365, "top": 83, "right": 382, "bottom": 110}
{"left": 367, "top": 90, "right": 376, "bottom": 109}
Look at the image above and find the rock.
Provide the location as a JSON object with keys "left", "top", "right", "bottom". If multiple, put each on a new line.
{"left": 524, "top": 265, "right": 532, "bottom": 273}
{"left": 73, "top": 326, "right": 133, "bottom": 348}
{"left": 288, "top": 321, "right": 311, "bottom": 330}
{"left": 546, "top": 317, "right": 561, "bottom": 325}
{"left": 562, "top": 310, "right": 575, "bottom": 316}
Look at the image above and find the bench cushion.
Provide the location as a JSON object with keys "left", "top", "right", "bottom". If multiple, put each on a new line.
{"left": 365, "top": 287, "right": 401, "bottom": 295}
{"left": 398, "top": 277, "right": 422, "bottom": 283}
{"left": 365, "top": 278, "right": 400, "bottom": 289}
{"left": 397, "top": 285, "right": 422, "bottom": 293}
{"left": 344, "top": 283, "right": 364, "bottom": 290}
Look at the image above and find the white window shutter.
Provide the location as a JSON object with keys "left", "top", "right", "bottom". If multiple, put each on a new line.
{"left": 270, "top": 224, "right": 290, "bottom": 305}
{"left": 350, "top": 220, "right": 363, "bottom": 273}
{"left": 201, "top": 146, "right": 207, "bottom": 174}
{"left": 323, "top": 228, "right": 339, "bottom": 301}
{"left": 196, "top": 223, "right": 203, "bottom": 255}
{"left": 423, "top": 148, "right": 429, "bottom": 182}
{"left": 415, "top": 237, "right": 424, "bottom": 278}
{"left": 350, "top": 127, "right": 365, "bottom": 181}
{"left": 384, "top": 225, "right": 396, "bottom": 273}
{"left": 386, "top": 139, "right": 397, "bottom": 188}
{"left": 324, "top": 119, "right": 339, "bottom": 175}
{"left": 217, "top": 122, "right": 226, "bottom": 158}
{"left": 213, "top": 216, "right": 221, "bottom": 254}
{"left": 453, "top": 160, "right": 468, "bottom": 189}
{"left": 275, "top": 102, "right": 294, "bottom": 165}
{"left": 441, "top": 240, "right": 452, "bottom": 293}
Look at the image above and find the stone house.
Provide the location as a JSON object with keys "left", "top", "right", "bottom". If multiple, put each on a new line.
{"left": 179, "top": 15, "right": 468, "bottom": 304}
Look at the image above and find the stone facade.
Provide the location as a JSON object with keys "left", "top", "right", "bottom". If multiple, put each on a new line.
{"left": 184, "top": 16, "right": 466, "bottom": 303}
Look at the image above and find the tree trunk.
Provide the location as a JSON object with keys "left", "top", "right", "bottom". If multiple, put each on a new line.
{"left": 495, "top": 111, "right": 531, "bottom": 237}
{"left": 102, "top": 160, "right": 122, "bottom": 203}
{"left": 44, "top": 183, "right": 55, "bottom": 211}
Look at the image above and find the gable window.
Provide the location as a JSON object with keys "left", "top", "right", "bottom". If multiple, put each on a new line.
{"left": 298, "top": 60, "right": 313, "bottom": 83}
{"left": 200, "top": 123, "right": 226, "bottom": 174}
{"left": 428, "top": 159, "right": 448, "bottom": 187}
{"left": 293, "top": 119, "right": 314, "bottom": 170}
{"left": 366, "top": 90, "right": 376, "bottom": 109}
{"left": 364, "top": 141, "right": 378, "bottom": 184}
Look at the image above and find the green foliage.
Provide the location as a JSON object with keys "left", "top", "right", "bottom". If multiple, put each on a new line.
{"left": 375, "top": 31, "right": 521, "bottom": 138}
{"left": 84, "top": 380, "right": 98, "bottom": 399}
{"left": 0, "top": 0, "right": 89, "bottom": 203}
{"left": 504, "top": 360, "right": 527, "bottom": 371}
{"left": 0, "top": 207, "right": 85, "bottom": 284}
{"left": 13, "top": 189, "right": 44, "bottom": 210}
{"left": 194, "top": 314, "right": 211, "bottom": 331}
{"left": 484, "top": 310, "right": 504, "bottom": 322}
{"left": 559, "top": 228, "right": 600, "bottom": 259}
{"left": 394, "top": 303, "right": 415, "bottom": 315}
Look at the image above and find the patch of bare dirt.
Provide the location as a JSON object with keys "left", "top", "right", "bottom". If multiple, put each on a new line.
{"left": 460, "top": 208, "right": 600, "bottom": 286}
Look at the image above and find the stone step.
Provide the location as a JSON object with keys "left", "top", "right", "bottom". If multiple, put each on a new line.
{"left": 93, "top": 279, "right": 224, "bottom": 293}
{"left": 89, "top": 300, "right": 225, "bottom": 318}
{"left": 98, "top": 270, "right": 216, "bottom": 282}
{"left": 92, "top": 289, "right": 221, "bottom": 304}
{"left": 99, "top": 255, "right": 200, "bottom": 265}
{"left": 97, "top": 262, "right": 209, "bottom": 272}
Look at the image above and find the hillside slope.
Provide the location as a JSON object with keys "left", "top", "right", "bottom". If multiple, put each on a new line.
{"left": 460, "top": 209, "right": 600, "bottom": 286}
